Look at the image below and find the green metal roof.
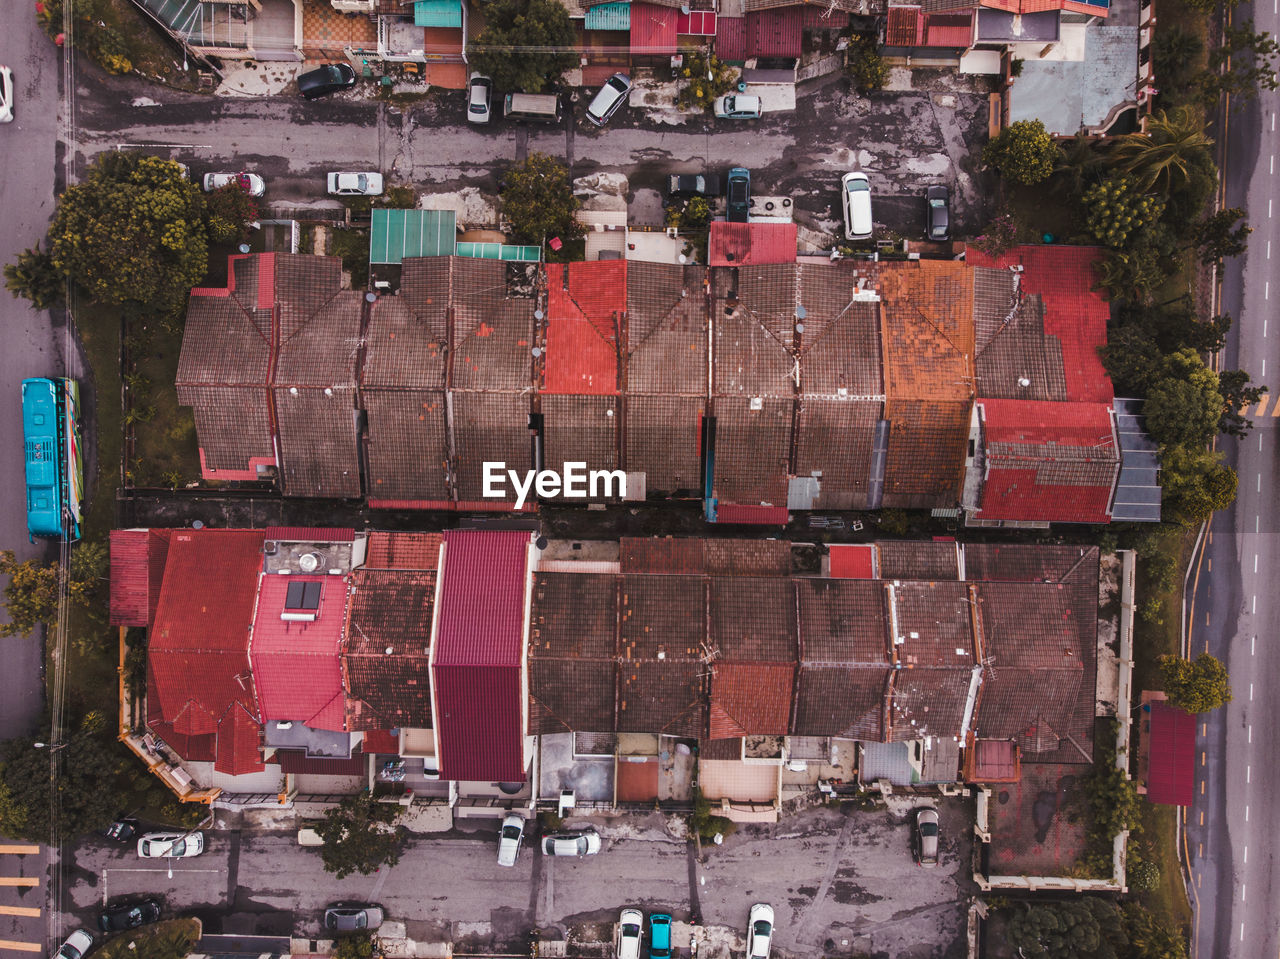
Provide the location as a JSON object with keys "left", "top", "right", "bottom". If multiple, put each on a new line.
{"left": 414, "top": 0, "right": 462, "bottom": 27}
{"left": 370, "top": 209, "right": 458, "bottom": 264}
{"left": 584, "top": 2, "right": 630, "bottom": 30}
{"left": 455, "top": 242, "right": 542, "bottom": 262}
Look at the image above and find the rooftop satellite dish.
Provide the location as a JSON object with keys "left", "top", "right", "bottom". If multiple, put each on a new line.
{"left": 299, "top": 552, "right": 321, "bottom": 573}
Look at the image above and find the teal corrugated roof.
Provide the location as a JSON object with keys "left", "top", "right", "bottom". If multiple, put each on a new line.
{"left": 414, "top": 0, "right": 462, "bottom": 27}
{"left": 455, "top": 242, "right": 542, "bottom": 262}
{"left": 369, "top": 209, "right": 458, "bottom": 263}
{"left": 584, "top": 2, "right": 631, "bottom": 30}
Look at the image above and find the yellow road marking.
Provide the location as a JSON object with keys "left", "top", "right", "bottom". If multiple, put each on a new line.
{"left": 0, "top": 908, "right": 39, "bottom": 918}
{"left": 1258, "top": 395, "right": 1271, "bottom": 416}
{"left": 0, "top": 878, "right": 38, "bottom": 888}
{"left": 1200, "top": 811, "right": 1205, "bottom": 826}
{"left": 1239, "top": 404, "right": 1249, "bottom": 416}
{"left": 0, "top": 941, "right": 43, "bottom": 952}
{"left": 1202, "top": 751, "right": 1207, "bottom": 766}
{"left": 1202, "top": 780, "right": 1206, "bottom": 795}
{"left": 0, "top": 847, "right": 38, "bottom": 857}
{"left": 1202, "top": 723, "right": 1207, "bottom": 736}
{"left": 1272, "top": 400, "right": 1280, "bottom": 416}
{"left": 1199, "top": 843, "right": 1204, "bottom": 857}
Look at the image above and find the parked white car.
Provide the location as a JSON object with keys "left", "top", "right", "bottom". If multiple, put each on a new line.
{"left": 327, "top": 172, "right": 384, "bottom": 196}
{"left": 0, "top": 66, "right": 14, "bottom": 123}
{"left": 137, "top": 832, "right": 205, "bottom": 859}
{"left": 713, "top": 93, "right": 762, "bottom": 119}
{"left": 746, "top": 903, "right": 774, "bottom": 959}
{"left": 541, "top": 828, "right": 602, "bottom": 856}
{"left": 467, "top": 73, "right": 492, "bottom": 123}
{"left": 202, "top": 172, "right": 265, "bottom": 197}
{"left": 616, "top": 908, "right": 643, "bottom": 959}
{"left": 54, "top": 930, "right": 94, "bottom": 959}
{"left": 496, "top": 814, "right": 524, "bottom": 867}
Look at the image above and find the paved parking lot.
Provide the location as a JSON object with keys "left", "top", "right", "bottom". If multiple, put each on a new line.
{"left": 64, "top": 801, "right": 975, "bottom": 958}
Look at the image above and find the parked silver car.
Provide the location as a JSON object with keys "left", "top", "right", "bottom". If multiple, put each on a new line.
{"left": 541, "top": 828, "right": 602, "bottom": 856}
{"left": 585, "top": 73, "right": 631, "bottom": 126}
{"left": 323, "top": 903, "right": 385, "bottom": 933}
{"left": 914, "top": 807, "right": 940, "bottom": 866}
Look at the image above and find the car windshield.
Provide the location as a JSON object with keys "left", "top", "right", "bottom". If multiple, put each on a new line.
{"left": 847, "top": 178, "right": 868, "bottom": 193}
{"left": 502, "top": 825, "right": 521, "bottom": 839}
{"left": 729, "top": 181, "right": 747, "bottom": 202}
{"left": 608, "top": 76, "right": 628, "bottom": 92}
{"left": 753, "top": 920, "right": 771, "bottom": 935}
{"left": 929, "top": 198, "right": 945, "bottom": 208}
{"left": 168, "top": 839, "right": 186, "bottom": 856}
{"left": 622, "top": 924, "right": 641, "bottom": 937}
{"left": 920, "top": 822, "right": 939, "bottom": 836}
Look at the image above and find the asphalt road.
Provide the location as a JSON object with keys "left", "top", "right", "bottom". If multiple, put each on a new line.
{"left": 66, "top": 804, "right": 974, "bottom": 958}
{"left": 1186, "top": 0, "right": 1280, "bottom": 953}
{"left": 72, "top": 67, "right": 992, "bottom": 241}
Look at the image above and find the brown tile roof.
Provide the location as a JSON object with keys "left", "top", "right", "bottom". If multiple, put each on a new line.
{"left": 275, "top": 299, "right": 363, "bottom": 389}
{"left": 618, "top": 538, "right": 792, "bottom": 576}
{"left": 794, "top": 399, "right": 882, "bottom": 509}
{"left": 177, "top": 291, "right": 272, "bottom": 388}
{"left": 273, "top": 388, "right": 362, "bottom": 498}
{"left": 975, "top": 293, "right": 1069, "bottom": 401}
{"left": 363, "top": 295, "right": 447, "bottom": 390}
{"left": 709, "top": 577, "right": 797, "bottom": 661}
{"left": 712, "top": 268, "right": 796, "bottom": 397}
{"left": 888, "top": 582, "right": 978, "bottom": 741}
{"left": 364, "top": 532, "right": 443, "bottom": 570}
{"left": 177, "top": 384, "right": 276, "bottom": 474}
{"left": 797, "top": 263, "right": 882, "bottom": 394}
{"left": 343, "top": 568, "right": 436, "bottom": 730}
{"left": 792, "top": 665, "right": 889, "bottom": 739}
{"left": 623, "top": 394, "right": 705, "bottom": 494}
{"left": 542, "top": 394, "right": 620, "bottom": 480}
{"left": 452, "top": 392, "right": 532, "bottom": 500}
{"left": 620, "top": 574, "right": 705, "bottom": 659}
{"left": 881, "top": 397, "right": 971, "bottom": 508}
{"left": 626, "top": 263, "right": 708, "bottom": 395}
{"left": 529, "top": 572, "right": 619, "bottom": 734}
{"left": 963, "top": 543, "right": 1099, "bottom": 585}
{"left": 876, "top": 541, "right": 959, "bottom": 581}
{"left": 397, "top": 257, "right": 454, "bottom": 343}
{"left": 618, "top": 660, "right": 706, "bottom": 735}
{"left": 452, "top": 303, "right": 536, "bottom": 391}
{"left": 710, "top": 396, "right": 791, "bottom": 505}
{"left": 363, "top": 389, "right": 451, "bottom": 501}
{"left": 973, "top": 578, "right": 1096, "bottom": 761}
{"left": 797, "top": 579, "right": 890, "bottom": 663}
{"left": 710, "top": 662, "right": 793, "bottom": 737}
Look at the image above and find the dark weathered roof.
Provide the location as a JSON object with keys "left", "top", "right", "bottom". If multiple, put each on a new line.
{"left": 963, "top": 543, "right": 1098, "bottom": 585}
{"left": 620, "top": 574, "right": 705, "bottom": 659}
{"left": 888, "top": 582, "right": 978, "bottom": 741}
{"left": 796, "top": 579, "right": 890, "bottom": 663}
{"left": 542, "top": 394, "right": 620, "bottom": 478}
{"left": 710, "top": 663, "right": 793, "bottom": 737}
{"left": 709, "top": 577, "right": 797, "bottom": 661}
{"left": 619, "top": 538, "right": 792, "bottom": 576}
{"left": 974, "top": 290, "right": 1069, "bottom": 402}
{"left": 618, "top": 660, "right": 706, "bottom": 735}
{"left": 623, "top": 394, "right": 705, "bottom": 495}
{"left": 794, "top": 399, "right": 882, "bottom": 509}
{"left": 273, "top": 388, "right": 362, "bottom": 498}
{"left": 712, "top": 265, "right": 796, "bottom": 397}
{"left": 626, "top": 262, "right": 708, "bottom": 395}
{"left": 363, "top": 295, "right": 447, "bottom": 390}
{"left": 452, "top": 391, "right": 532, "bottom": 501}
{"left": 710, "top": 396, "right": 791, "bottom": 505}
{"left": 876, "top": 540, "right": 959, "bottom": 581}
{"left": 528, "top": 572, "right": 618, "bottom": 734}
{"left": 363, "top": 390, "right": 450, "bottom": 501}
{"left": 343, "top": 568, "right": 436, "bottom": 730}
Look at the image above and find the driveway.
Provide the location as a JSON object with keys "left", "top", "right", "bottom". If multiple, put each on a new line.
{"left": 64, "top": 802, "right": 974, "bottom": 958}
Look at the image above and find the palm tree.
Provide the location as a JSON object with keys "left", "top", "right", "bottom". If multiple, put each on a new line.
{"left": 1111, "top": 108, "right": 1214, "bottom": 195}
{"left": 1050, "top": 133, "right": 1106, "bottom": 196}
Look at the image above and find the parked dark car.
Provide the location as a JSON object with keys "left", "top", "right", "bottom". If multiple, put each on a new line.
{"left": 103, "top": 819, "right": 138, "bottom": 843}
{"left": 667, "top": 174, "right": 722, "bottom": 198}
{"left": 726, "top": 167, "right": 751, "bottom": 223}
{"left": 298, "top": 63, "right": 357, "bottom": 99}
{"left": 98, "top": 900, "right": 160, "bottom": 933}
{"left": 925, "top": 185, "right": 950, "bottom": 241}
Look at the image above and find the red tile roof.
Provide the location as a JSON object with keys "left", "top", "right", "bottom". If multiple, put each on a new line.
{"left": 716, "top": 16, "right": 747, "bottom": 60}
{"left": 828, "top": 545, "right": 876, "bottom": 579}
{"left": 250, "top": 574, "right": 347, "bottom": 727}
{"left": 149, "top": 530, "right": 266, "bottom": 774}
{"left": 631, "top": 3, "right": 679, "bottom": 53}
{"left": 433, "top": 531, "right": 531, "bottom": 781}
{"left": 708, "top": 222, "right": 798, "bottom": 267}
{"left": 966, "top": 245, "right": 1113, "bottom": 404}
{"left": 1146, "top": 702, "right": 1195, "bottom": 806}
{"left": 924, "top": 12, "right": 973, "bottom": 45}
{"left": 969, "top": 739, "right": 1020, "bottom": 782}
{"left": 745, "top": 7, "right": 803, "bottom": 57}
{"left": 709, "top": 662, "right": 793, "bottom": 737}
{"left": 886, "top": 5, "right": 923, "bottom": 45}
{"left": 545, "top": 262, "right": 624, "bottom": 395}
{"left": 714, "top": 504, "right": 790, "bottom": 524}
{"left": 364, "top": 532, "right": 443, "bottom": 570}
{"left": 977, "top": 399, "right": 1117, "bottom": 523}
{"left": 109, "top": 529, "right": 171, "bottom": 627}
{"left": 362, "top": 729, "right": 401, "bottom": 754}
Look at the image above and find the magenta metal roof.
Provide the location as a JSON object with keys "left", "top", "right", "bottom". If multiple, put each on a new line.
{"left": 1146, "top": 702, "right": 1195, "bottom": 806}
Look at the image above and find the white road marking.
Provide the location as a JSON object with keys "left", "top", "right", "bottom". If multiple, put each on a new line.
{"left": 1246, "top": 806, "right": 1250, "bottom": 821}
{"left": 1270, "top": 240, "right": 1273, "bottom": 259}
{"left": 1247, "top": 765, "right": 1251, "bottom": 783}
{"left": 1252, "top": 635, "right": 1256, "bottom": 655}
{"left": 1241, "top": 922, "right": 1246, "bottom": 941}
{"left": 1257, "top": 474, "right": 1262, "bottom": 493}
{"left": 1242, "top": 883, "right": 1247, "bottom": 902}
{"left": 1244, "top": 845, "right": 1249, "bottom": 864}
{"left": 1250, "top": 682, "right": 1255, "bottom": 700}
{"left": 1252, "top": 594, "right": 1257, "bottom": 614}
{"left": 1273, "top": 155, "right": 1275, "bottom": 175}
{"left": 1267, "top": 281, "right": 1271, "bottom": 299}
{"left": 1271, "top": 199, "right": 1274, "bottom": 217}
{"left": 1254, "top": 553, "right": 1259, "bottom": 572}
{"left": 1248, "top": 723, "right": 1253, "bottom": 741}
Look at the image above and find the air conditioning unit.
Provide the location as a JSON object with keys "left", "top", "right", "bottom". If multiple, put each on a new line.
{"left": 263, "top": 541, "right": 278, "bottom": 555}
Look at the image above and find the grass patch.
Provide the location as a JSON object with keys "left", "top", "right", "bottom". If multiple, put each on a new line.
{"left": 97, "top": 918, "right": 201, "bottom": 959}
{"left": 130, "top": 322, "right": 200, "bottom": 489}
{"left": 1136, "top": 802, "right": 1194, "bottom": 937}
{"left": 1004, "top": 182, "right": 1080, "bottom": 243}
{"left": 104, "top": 0, "right": 203, "bottom": 89}
{"left": 328, "top": 228, "right": 370, "bottom": 290}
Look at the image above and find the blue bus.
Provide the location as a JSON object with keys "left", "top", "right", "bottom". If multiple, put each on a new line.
{"left": 22, "top": 377, "right": 84, "bottom": 542}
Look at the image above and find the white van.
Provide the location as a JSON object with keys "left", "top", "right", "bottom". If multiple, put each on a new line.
{"left": 504, "top": 92, "right": 562, "bottom": 122}
{"left": 841, "top": 171, "right": 873, "bottom": 241}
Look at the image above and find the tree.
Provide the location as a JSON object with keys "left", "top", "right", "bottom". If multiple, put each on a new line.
{"left": 1159, "top": 445, "right": 1237, "bottom": 522}
{"left": 1005, "top": 899, "right": 1127, "bottom": 959}
{"left": 0, "top": 725, "right": 125, "bottom": 841}
{"left": 1084, "top": 176, "right": 1165, "bottom": 248}
{"left": 468, "top": 0, "right": 577, "bottom": 94}
{"left": 847, "top": 37, "right": 889, "bottom": 94}
{"left": 1121, "top": 903, "right": 1189, "bottom": 959}
{"left": 1111, "top": 109, "right": 1213, "bottom": 196}
{"left": 676, "top": 50, "right": 739, "bottom": 111}
{"left": 0, "top": 545, "right": 105, "bottom": 638}
{"left": 1217, "top": 368, "right": 1266, "bottom": 437}
{"left": 1160, "top": 652, "right": 1232, "bottom": 712}
{"left": 500, "top": 152, "right": 583, "bottom": 247}
{"left": 1143, "top": 349, "right": 1226, "bottom": 449}
{"left": 1200, "top": 22, "right": 1280, "bottom": 102}
{"left": 981, "top": 120, "right": 1056, "bottom": 185}
{"left": 205, "top": 182, "right": 260, "bottom": 245}
{"left": 1051, "top": 133, "right": 1106, "bottom": 197}
{"left": 1192, "top": 208, "right": 1251, "bottom": 265}
{"left": 969, "top": 211, "right": 1023, "bottom": 257}
{"left": 315, "top": 793, "right": 403, "bottom": 878}
{"left": 48, "top": 152, "right": 208, "bottom": 314}
{"left": 4, "top": 245, "right": 63, "bottom": 310}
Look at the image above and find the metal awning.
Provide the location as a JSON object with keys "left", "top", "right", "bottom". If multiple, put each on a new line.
{"left": 414, "top": 0, "right": 462, "bottom": 27}
{"left": 1111, "top": 397, "right": 1162, "bottom": 522}
{"left": 585, "top": 1, "right": 631, "bottom": 30}
{"left": 369, "top": 209, "right": 457, "bottom": 264}
{"left": 455, "top": 241, "right": 542, "bottom": 262}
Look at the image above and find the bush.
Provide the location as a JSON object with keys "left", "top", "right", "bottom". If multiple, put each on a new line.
{"left": 688, "top": 787, "right": 737, "bottom": 841}
{"left": 1083, "top": 176, "right": 1165, "bottom": 248}
{"left": 677, "top": 50, "right": 739, "bottom": 112}
{"left": 982, "top": 120, "right": 1056, "bottom": 185}
{"left": 847, "top": 38, "right": 888, "bottom": 94}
